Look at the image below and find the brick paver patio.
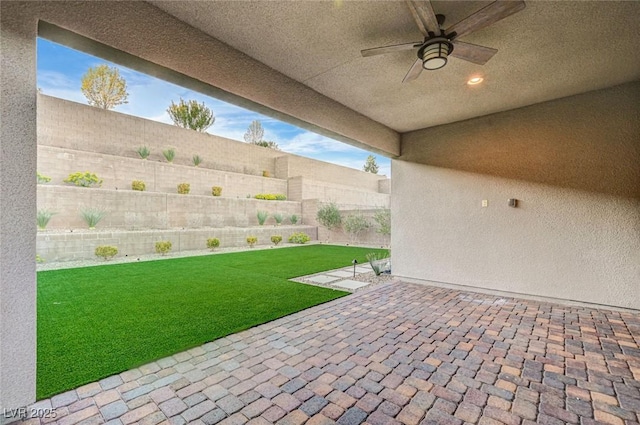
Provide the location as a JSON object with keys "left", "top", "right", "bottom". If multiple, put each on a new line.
{"left": 13, "top": 282, "right": 640, "bottom": 425}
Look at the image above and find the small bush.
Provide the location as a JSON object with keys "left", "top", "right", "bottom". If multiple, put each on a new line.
{"left": 163, "top": 148, "right": 176, "bottom": 163}
{"left": 177, "top": 183, "right": 190, "bottom": 194}
{"left": 64, "top": 171, "right": 103, "bottom": 188}
{"left": 366, "top": 252, "right": 390, "bottom": 276}
{"left": 136, "top": 146, "right": 150, "bottom": 159}
{"left": 288, "top": 232, "right": 310, "bottom": 244}
{"left": 316, "top": 202, "right": 342, "bottom": 231}
{"left": 155, "top": 241, "right": 172, "bottom": 255}
{"left": 80, "top": 207, "right": 107, "bottom": 229}
{"left": 272, "top": 213, "right": 283, "bottom": 225}
{"left": 254, "top": 193, "right": 287, "bottom": 201}
{"left": 192, "top": 154, "right": 203, "bottom": 167}
{"left": 206, "top": 238, "right": 220, "bottom": 251}
{"left": 212, "top": 186, "right": 222, "bottom": 197}
{"left": 289, "top": 214, "right": 299, "bottom": 225}
{"left": 131, "top": 180, "right": 146, "bottom": 191}
{"left": 262, "top": 170, "right": 270, "bottom": 178}
{"left": 343, "top": 213, "right": 371, "bottom": 243}
{"left": 246, "top": 236, "right": 257, "bottom": 248}
{"left": 37, "top": 172, "right": 51, "bottom": 184}
{"left": 36, "top": 254, "right": 45, "bottom": 264}
{"left": 271, "top": 235, "right": 282, "bottom": 245}
{"left": 374, "top": 208, "right": 391, "bottom": 237}
{"left": 257, "top": 210, "right": 269, "bottom": 225}
{"left": 37, "top": 209, "right": 56, "bottom": 230}
{"left": 95, "top": 245, "right": 118, "bottom": 261}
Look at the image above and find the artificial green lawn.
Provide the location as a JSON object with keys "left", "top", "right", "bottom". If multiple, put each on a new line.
{"left": 37, "top": 245, "right": 386, "bottom": 398}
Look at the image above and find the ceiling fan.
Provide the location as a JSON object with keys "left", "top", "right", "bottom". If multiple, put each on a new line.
{"left": 361, "top": 0, "right": 526, "bottom": 82}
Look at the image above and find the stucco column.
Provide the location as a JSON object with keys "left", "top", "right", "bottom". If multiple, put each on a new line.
{"left": 0, "top": 2, "right": 38, "bottom": 410}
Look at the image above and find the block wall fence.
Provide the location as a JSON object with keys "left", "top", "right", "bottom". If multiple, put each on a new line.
{"left": 36, "top": 95, "right": 391, "bottom": 260}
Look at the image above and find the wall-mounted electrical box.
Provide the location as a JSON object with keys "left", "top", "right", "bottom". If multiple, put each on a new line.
{"left": 482, "top": 200, "right": 488, "bottom": 207}
{"left": 508, "top": 198, "right": 518, "bottom": 208}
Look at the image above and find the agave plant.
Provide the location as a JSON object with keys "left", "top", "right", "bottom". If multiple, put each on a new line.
{"left": 37, "top": 209, "right": 56, "bottom": 230}
{"left": 257, "top": 210, "right": 269, "bottom": 226}
{"left": 136, "top": 146, "right": 150, "bottom": 159}
{"left": 80, "top": 207, "right": 107, "bottom": 229}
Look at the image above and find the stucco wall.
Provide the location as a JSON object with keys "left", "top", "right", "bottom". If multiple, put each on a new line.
{"left": 393, "top": 82, "right": 640, "bottom": 309}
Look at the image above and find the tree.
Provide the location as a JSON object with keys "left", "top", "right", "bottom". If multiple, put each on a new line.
{"left": 373, "top": 208, "right": 391, "bottom": 237}
{"left": 244, "top": 120, "right": 280, "bottom": 150}
{"left": 244, "top": 120, "right": 265, "bottom": 144}
{"left": 167, "top": 98, "right": 215, "bottom": 132}
{"left": 343, "top": 213, "right": 371, "bottom": 244}
{"left": 80, "top": 64, "right": 129, "bottom": 110}
{"left": 363, "top": 155, "right": 379, "bottom": 174}
{"left": 316, "top": 202, "right": 342, "bottom": 232}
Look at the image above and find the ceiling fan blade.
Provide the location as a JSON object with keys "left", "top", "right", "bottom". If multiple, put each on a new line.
{"left": 403, "top": 58, "right": 423, "bottom": 83}
{"left": 405, "top": 0, "right": 428, "bottom": 37}
{"left": 412, "top": 1, "right": 441, "bottom": 36}
{"left": 361, "top": 42, "right": 421, "bottom": 57}
{"left": 445, "top": 0, "right": 526, "bottom": 40}
{"left": 451, "top": 41, "right": 498, "bottom": 65}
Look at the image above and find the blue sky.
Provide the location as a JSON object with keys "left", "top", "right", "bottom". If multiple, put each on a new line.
{"left": 37, "top": 38, "right": 391, "bottom": 176}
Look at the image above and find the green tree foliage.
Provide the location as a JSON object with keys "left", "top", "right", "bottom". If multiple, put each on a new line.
{"left": 363, "top": 155, "right": 379, "bottom": 174}
{"left": 316, "top": 202, "right": 342, "bottom": 231}
{"left": 244, "top": 120, "right": 280, "bottom": 150}
{"left": 80, "top": 64, "right": 129, "bottom": 110}
{"left": 167, "top": 98, "right": 215, "bottom": 132}
{"left": 373, "top": 208, "right": 391, "bottom": 237}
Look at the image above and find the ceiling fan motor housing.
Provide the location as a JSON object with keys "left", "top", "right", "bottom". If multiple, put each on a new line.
{"left": 419, "top": 37, "right": 454, "bottom": 70}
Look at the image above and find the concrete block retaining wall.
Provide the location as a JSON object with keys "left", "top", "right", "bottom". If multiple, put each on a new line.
{"left": 38, "top": 186, "right": 302, "bottom": 230}
{"left": 37, "top": 225, "right": 317, "bottom": 262}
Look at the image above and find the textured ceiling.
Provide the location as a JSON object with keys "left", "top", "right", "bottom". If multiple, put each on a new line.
{"left": 150, "top": 1, "right": 640, "bottom": 133}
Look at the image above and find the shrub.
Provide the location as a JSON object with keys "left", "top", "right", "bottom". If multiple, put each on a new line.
{"left": 136, "top": 146, "right": 150, "bottom": 159}
{"left": 95, "top": 245, "right": 118, "bottom": 261}
{"left": 246, "top": 236, "right": 257, "bottom": 248}
{"left": 37, "top": 209, "right": 56, "bottom": 230}
{"left": 37, "top": 172, "right": 51, "bottom": 184}
{"left": 257, "top": 210, "right": 269, "bottom": 225}
{"left": 131, "top": 180, "right": 146, "bottom": 191}
{"left": 271, "top": 235, "right": 282, "bottom": 245}
{"left": 288, "top": 232, "right": 310, "bottom": 244}
{"left": 316, "top": 202, "right": 342, "bottom": 231}
{"left": 155, "top": 241, "right": 172, "bottom": 255}
{"left": 163, "top": 148, "right": 176, "bottom": 163}
{"left": 192, "top": 154, "right": 203, "bottom": 167}
{"left": 262, "top": 170, "right": 270, "bottom": 178}
{"left": 374, "top": 208, "right": 391, "bottom": 237}
{"left": 366, "top": 252, "right": 390, "bottom": 276}
{"left": 289, "top": 214, "right": 299, "bottom": 225}
{"left": 254, "top": 193, "right": 287, "bottom": 201}
{"left": 177, "top": 183, "right": 190, "bottom": 194}
{"left": 64, "top": 171, "right": 103, "bottom": 188}
{"left": 36, "top": 254, "right": 45, "bottom": 264}
{"left": 206, "top": 238, "right": 220, "bottom": 251}
{"left": 343, "top": 213, "right": 371, "bottom": 243}
{"left": 272, "top": 213, "right": 283, "bottom": 225}
{"left": 80, "top": 207, "right": 107, "bottom": 229}
{"left": 212, "top": 186, "right": 223, "bottom": 197}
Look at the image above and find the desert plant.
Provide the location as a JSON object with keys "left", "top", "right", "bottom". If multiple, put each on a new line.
{"left": 36, "top": 254, "right": 45, "bottom": 264}
{"left": 263, "top": 170, "right": 270, "bottom": 178}
{"left": 155, "top": 241, "right": 172, "bottom": 255}
{"left": 257, "top": 210, "right": 269, "bottom": 225}
{"left": 288, "top": 232, "right": 310, "bottom": 244}
{"left": 95, "top": 245, "right": 118, "bottom": 261}
{"left": 80, "top": 207, "right": 107, "bottom": 229}
{"left": 206, "top": 238, "right": 220, "bottom": 251}
{"left": 373, "top": 208, "right": 391, "bottom": 237}
{"left": 37, "top": 172, "right": 51, "bottom": 184}
{"left": 192, "top": 154, "right": 203, "bottom": 167}
{"left": 136, "top": 146, "right": 150, "bottom": 159}
{"left": 316, "top": 202, "right": 342, "bottom": 231}
{"left": 37, "top": 209, "right": 56, "bottom": 230}
{"left": 343, "top": 213, "right": 371, "bottom": 244}
{"left": 131, "top": 180, "right": 146, "bottom": 191}
{"left": 289, "top": 214, "right": 299, "bottom": 225}
{"left": 64, "top": 171, "right": 103, "bottom": 188}
{"left": 366, "top": 252, "right": 390, "bottom": 276}
{"left": 272, "top": 213, "right": 283, "bottom": 225}
{"left": 271, "top": 235, "right": 283, "bottom": 246}
{"left": 167, "top": 98, "right": 215, "bottom": 132}
{"left": 246, "top": 236, "right": 258, "bottom": 248}
{"left": 163, "top": 148, "right": 176, "bottom": 163}
{"left": 177, "top": 183, "right": 190, "bottom": 194}
{"left": 212, "top": 186, "right": 223, "bottom": 197}
{"left": 254, "top": 194, "right": 287, "bottom": 201}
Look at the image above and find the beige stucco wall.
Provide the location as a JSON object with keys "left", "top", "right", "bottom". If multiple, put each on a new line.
{"left": 393, "top": 82, "right": 640, "bottom": 309}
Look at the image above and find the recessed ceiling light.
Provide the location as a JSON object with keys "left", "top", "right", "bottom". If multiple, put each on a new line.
{"left": 467, "top": 77, "right": 484, "bottom": 86}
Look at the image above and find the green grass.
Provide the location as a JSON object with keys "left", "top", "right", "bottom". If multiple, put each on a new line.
{"left": 37, "top": 245, "right": 385, "bottom": 399}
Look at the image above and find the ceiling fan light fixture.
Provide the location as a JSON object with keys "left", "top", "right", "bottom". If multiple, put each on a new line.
{"left": 419, "top": 38, "right": 453, "bottom": 70}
